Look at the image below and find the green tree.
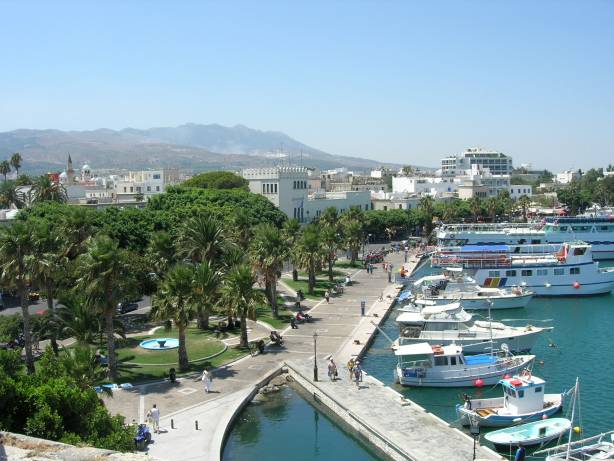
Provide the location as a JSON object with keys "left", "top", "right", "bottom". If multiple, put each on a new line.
{"left": 10, "top": 152, "right": 22, "bottom": 176}
{"left": 181, "top": 171, "right": 248, "bottom": 190}
{"left": 516, "top": 195, "right": 532, "bottom": 222}
{"left": 145, "top": 231, "right": 177, "bottom": 278}
{"left": 321, "top": 226, "right": 341, "bottom": 281}
{"left": 179, "top": 214, "right": 228, "bottom": 265}
{"left": 418, "top": 195, "right": 435, "bottom": 236}
{"left": 151, "top": 264, "right": 198, "bottom": 371}
{"left": 221, "top": 264, "right": 264, "bottom": 348}
{"left": 249, "top": 224, "right": 288, "bottom": 318}
{"left": 468, "top": 197, "right": 482, "bottom": 221}
{"left": 31, "top": 175, "right": 67, "bottom": 203}
{"left": 60, "top": 346, "right": 110, "bottom": 391}
{"left": 0, "top": 180, "right": 24, "bottom": 208}
{"left": 0, "top": 221, "right": 36, "bottom": 373}
{"left": 292, "top": 224, "right": 322, "bottom": 294}
{"left": 485, "top": 197, "right": 499, "bottom": 222}
{"left": 134, "top": 191, "right": 145, "bottom": 202}
{"left": 192, "top": 261, "right": 222, "bottom": 329}
{"left": 340, "top": 207, "right": 365, "bottom": 266}
{"left": 319, "top": 207, "right": 340, "bottom": 229}
{"left": 75, "top": 235, "right": 136, "bottom": 380}
{"left": 282, "top": 218, "right": 301, "bottom": 281}
{"left": 0, "top": 160, "right": 11, "bottom": 182}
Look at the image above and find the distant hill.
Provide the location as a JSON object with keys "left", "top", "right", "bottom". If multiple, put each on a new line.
{"left": 0, "top": 124, "right": 403, "bottom": 173}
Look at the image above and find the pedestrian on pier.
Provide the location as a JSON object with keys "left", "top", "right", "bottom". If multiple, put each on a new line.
{"left": 347, "top": 358, "right": 355, "bottom": 376}
{"left": 353, "top": 365, "right": 361, "bottom": 388}
{"left": 290, "top": 317, "right": 298, "bottom": 329}
{"left": 324, "top": 290, "right": 330, "bottom": 303}
{"left": 328, "top": 359, "right": 338, "bottom": 381}
{"left": 147, "top": 404, "right": 160, "bottom": 434}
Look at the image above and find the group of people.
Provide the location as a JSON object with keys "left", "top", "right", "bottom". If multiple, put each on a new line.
{"left": 347, "top": 358, "right": 363, "bottom": 388}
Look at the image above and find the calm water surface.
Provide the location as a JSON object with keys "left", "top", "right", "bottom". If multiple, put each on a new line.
{"left": 223, "top": 386, "right": 380, "bottom": 461}
{"left": 361, "top": 261, "right": 614, "bottom": 459}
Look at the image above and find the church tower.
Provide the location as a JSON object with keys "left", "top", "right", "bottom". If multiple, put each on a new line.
{"left": 67, "top": 154, "right": 75, "bottom": 185}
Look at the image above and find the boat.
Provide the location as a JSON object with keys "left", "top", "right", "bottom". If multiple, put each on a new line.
{"left": 456, "top": 373, "right": 564, "bottom": 427}
{"left": 485, "top": 418, "right": 571, "bottom": 448}
{"left": 537, "top": 430, "right": 614, "bottom": 460}
{"left": 393, "top": 302, "right": 548, "bottom": 354}
{"left": 394, "top": 342, "right": 535, "bottom": 387}
{"left": 408, "top": 268, "right": 534, "bottom": 310}
{"left": 436, "top": 216, "right": 614, "bottom": 260}
{"left": 431, "top": 241, "right": 614, "bottom": 296}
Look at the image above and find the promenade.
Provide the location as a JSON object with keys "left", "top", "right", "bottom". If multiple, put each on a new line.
{"left": 103, "top": 249, "right": 501, "bottom": 461}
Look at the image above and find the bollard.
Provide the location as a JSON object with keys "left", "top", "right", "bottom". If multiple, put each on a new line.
{"left": 171, "top": 418, "right": 174, "bottom": 429}
{"left": 195, "top": 420, "right": 199, "bottom": 430}
{"left": 360, "top": 300, "right": 365, "bottom": 317}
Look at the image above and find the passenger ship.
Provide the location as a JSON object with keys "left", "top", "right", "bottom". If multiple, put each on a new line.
{"left": 436, "top": 217, "right": 614, "bottom": 260}
{"left": 431, "top": 241, "right": 614, "bottom": 296}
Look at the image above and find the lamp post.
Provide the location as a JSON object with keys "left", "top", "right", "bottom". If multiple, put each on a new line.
{"left": 313, "top": 331, "right": 318, "bottom": 381}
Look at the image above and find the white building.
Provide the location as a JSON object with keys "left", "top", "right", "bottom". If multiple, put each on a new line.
{"left": 242, "top": 167, "right": 371, "bottom": 222}
{"left": 556, "top": 169, "right": 581, "bottom": 184}
{"left": 113, "top": 169, "right": 180, "bottom": 203}
{"left": 392, "top": 176, "right": 457, "bottom": 195}
{"left": 509, "top": 185, "right": 533, "bottom": 199}
{"left": 371, "top": 191, "right": 421, "bottom": 211}
{"left": 441, "top": 148, "right": 513, "bottom": 178}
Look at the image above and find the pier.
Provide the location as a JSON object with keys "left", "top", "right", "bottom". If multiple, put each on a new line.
{"left": 121, "top": 249, "right": 502, "bottom": 461}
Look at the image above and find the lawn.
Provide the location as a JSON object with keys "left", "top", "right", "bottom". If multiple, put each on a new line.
{"left": 112, "top": 326, "right": 250, "bottom": 383}
{"left": 333, "top": 260, "right": 364, "bottom": 269}
{"left": 282, "top": 277, "right": 340, "bottom": 300}
{"left": 255, "top": 304, "right": 293, "bottom": 329}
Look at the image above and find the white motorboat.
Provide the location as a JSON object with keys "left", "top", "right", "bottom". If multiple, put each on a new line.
{"left": 431, "top": 241, "right": 614, "bottom": 296}
{"left": 394, "top": 342, "right": 535, "bottom": 387}
{"left": 409, "top": 269, "right": 534, "bottom": 310}
{"left": 393, "top": 302, "right": 549, "bottom": 354}
{"left": 436, "top": 216, "right": 614, "bottom": 260}
{"left": 537, "top": 430, "right": 614, "bottom": 460}
{"left": 485, "top": 418, "right": 571, "bottom": 448}
{"left": 456, "top": 373, "right": 564, "bottom": 427}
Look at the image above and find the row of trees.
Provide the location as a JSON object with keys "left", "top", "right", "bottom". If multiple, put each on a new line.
{"left": 557, "top": 169, "right": 614, "bottom": 214}
{"left": 0, "top": 152, "right": 22, "bottom": 182}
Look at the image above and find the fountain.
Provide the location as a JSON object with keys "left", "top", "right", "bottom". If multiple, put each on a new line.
{"left": 139, "top": 338, "right": 180, "bottom": 350}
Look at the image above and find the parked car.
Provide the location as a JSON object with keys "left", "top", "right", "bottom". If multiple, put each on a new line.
{"left": 116, "top": 302, "right": 139, "bottom": 314}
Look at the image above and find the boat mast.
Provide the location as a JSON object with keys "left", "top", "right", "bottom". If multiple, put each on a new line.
{"left": 565, "top": 377, "right": 580, "bottom": 460}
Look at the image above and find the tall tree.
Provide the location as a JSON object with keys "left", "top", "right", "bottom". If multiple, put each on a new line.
{"left": 516, "top": 195, "right": 532, "bottom": 222}
{"left": 151, "top": 264, "right": 198, "bottom": 370}
{"left": 31, "top": 175, "right": 67, "bottom": 203}
{"left": 192, "top": 261, "right": 222, "bottom": 329}
{"left": 468, "top": 197, "right": 483, "bottom": 222}
{"left": 282, "top": 218, "right": 301, "bottom": 281}
{"left": 0, "top": 160, "right": 11, "bottom": 183}
{"left": 485, "top": 197, "right": 499, "bottom": 222}
{"left": 179, "top": 214, "right": 227, "bottom": 265}
{"left": 418, "top": 195, "right": 435, "bottom": 236}
{"left": 75, "top": 235, "right": 136, "bottom": 380}
{"left": 292, "top": 224, "right": 322, "bottom": 294}
{"left": 0, "top": 180, "right": 24, "bottom": 208}
{"left": 145, "top": 231, "right": 177, "bottom": 279}
{"left": 221, "top": 264, "right": 264, "bottom": 348}
{"left": 249, "top": 224, "right": 288, "bottom": 318}
{"left": 319, "top": 207, "right": 340, "bottom": 230}
{"left": 321, "top": 226, "right": 341, "bottom": 281}
{"left": 0, "top": 221, "right": 36, "bottom": 373}
{"left": 10, "top": 152, "right": 22, "bottom": 176}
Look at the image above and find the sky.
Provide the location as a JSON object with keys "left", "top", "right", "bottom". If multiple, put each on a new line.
{"left": 1, "top": 0, "right": 613, "bottom": 168}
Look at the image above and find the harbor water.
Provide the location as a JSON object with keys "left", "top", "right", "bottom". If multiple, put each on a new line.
{"left": 361, "top": 261, "right": 614, "bottom": 459}
{"left": 222, "top": 386, "right": 381, "bottom": 461}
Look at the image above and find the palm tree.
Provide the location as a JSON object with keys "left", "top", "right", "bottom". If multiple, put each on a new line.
{"left": 0, "top": 180, "right": 24, "bottom": 208}
{"left": 292, "top": 224, "right": 322, "bottom": 295}
{"left": 151, "top": 264, "right": 197, "bottom": 371}
{"left": 229, "top": 211, "right": 253, "bottom": 250}
{"left": 321, "top": 226, "right": 341, "bottom": 281}
{"left": 56, "top": 295, "right": 125, "bottom": 345}
{"left": 0, "top": 221, "right": 36, "bottom": 373}
{"left": 192, "top": 261, "right": 222, "bottom": 329}
{"left": 61, "top": 207, "right": 97, "bottom": 260}
{"left": 75, "top": 235, "right": 136, "bottom": 380}
{"left": 249, "top": 224, "right": 288, "bottom": 317}
{"left": 468, "top": 197, "right": 482, "bottom": 222}
{"left": 441, "top": 202, "right": 457, "bottom": 222}
{"left": 31, "top": 175, "right": 67, "bottom": 203}
{"left": 0, "top": 161, "right": 11, "bottom": 182}
{"left": 319, "top": 207, "right": 339, "bottom": 230}
{"left": 517, "top": 195, "right": 532, "bottom": 222}
{"left": 10, "top": 153, "right": 22, "bottom": 177}
{"left": 179, "top": 214, "right": 227, "bottom": 265}
{"left": 61, "top": 346, "right": 110, "bottom": 391}
{"left": 418, "top": 195, "right": 435, "bottom": 236}
{"left": 221, "top": 264, "right": 264, "bottom": 348}
{"left": 485, "top": 197, "right": 499, "bottom": 222}
{"left": 282, "top": 218, "right": 301, "bottom": 281}
{"left": 342, "top": 219, "right": 364, "bottom": 266}
{"left": 146, "top": 231, "right": 177, "bottom": 278}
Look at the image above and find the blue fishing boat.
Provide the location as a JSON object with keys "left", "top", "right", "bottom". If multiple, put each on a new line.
{"left": 485, "top": 417, "right": 571, "bottom": 448}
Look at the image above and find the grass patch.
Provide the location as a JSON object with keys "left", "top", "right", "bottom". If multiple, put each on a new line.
{"left": 111, "top": 325, "right": 250, "bottom": 384}
{"left": 255, "top": 304, "right": 293, "bottom": 329}
{"left": 334, "top": 260, "right": 363, "bottom": 269}
{"left": 282, "top": 277, "right": 338, "bottom": 300}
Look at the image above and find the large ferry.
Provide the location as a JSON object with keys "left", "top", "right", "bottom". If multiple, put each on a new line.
{"left": 436, "top": 217, "right": 614, "bottom": 260}
{"left": 431, "top": 241, "right": 614, "bottom": 296}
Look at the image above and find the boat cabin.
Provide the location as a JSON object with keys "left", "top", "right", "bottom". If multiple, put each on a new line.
{"left": 395, "top": 342, "right": 471, "bottom": 371}
{"left": 500, "top": 374, "right": 547, "bottom": 414}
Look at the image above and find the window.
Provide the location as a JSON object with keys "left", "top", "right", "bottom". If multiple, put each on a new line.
{"left": 130, "top": 186, "right": 133, "bottom": 193}
{"left": 531, "top": 240, "right": 541, "bottom": 244}
{"left": 262, "top": 184, "right": 266, "bottom": 194}
{"left": 554, "top": 268, "right": 564, "bottom": 275}
{"left": 274, "top": 184, "right": 278, "bottom": 193}
{"left": 534, "top": 386, "right": 542, "bottom": 393}
{"left": 147, "top": 186, "right": 151, "bottom": 192}
{"left": 153, "top": 174, "right": 161, "bottom": 180}
{"left": 570, "top": 267, "right": 580, "bottom": 275}
{"left": 521, "top": 270, "right": 533, "bottom": 277}
{"left": 450, "top": 356, "right": 457, "bottom": 366}
{"left": 536, "top": 269, "right": 548, "bottom": 276}
{"left": 434, "top": 356, "right": 447, "bottom": 366}
{"left": 488, "top": 271, "right": 500, "bottom": 277}
{"left": 573, "top": 247, "right": 586, "bottom": 256}
{"left": 156, "top": 186, "right": 160, "bottom": 191}
{"left": 518, "top": 390, "right": 525, "bottom": 398}
{"left": 123, "top": 187, "right": 127, "bottom": 192}
{"left": 506, "top": 270, "right": 517, "bottom": 277}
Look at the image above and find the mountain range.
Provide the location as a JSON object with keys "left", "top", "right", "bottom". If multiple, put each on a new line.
{"left": 0, "top": 124, "right": 402, "bottom": 173}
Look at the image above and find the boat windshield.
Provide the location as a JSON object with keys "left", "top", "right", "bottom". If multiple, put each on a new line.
{"left": 465, "top": 355, "right": 498, "bottom": 366}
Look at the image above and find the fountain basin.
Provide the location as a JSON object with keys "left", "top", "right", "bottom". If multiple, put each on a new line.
{"left": 139, "top": 338, "right": 180, "bottom": 350}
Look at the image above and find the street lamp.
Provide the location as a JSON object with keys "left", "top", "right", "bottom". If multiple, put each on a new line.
{"left": 313, "top": 331, "right": 318, "bottom": 382}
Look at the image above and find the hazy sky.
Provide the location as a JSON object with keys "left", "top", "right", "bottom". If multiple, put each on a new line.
{"left": 2, "top": 1, "right": 613, "bottom": 168}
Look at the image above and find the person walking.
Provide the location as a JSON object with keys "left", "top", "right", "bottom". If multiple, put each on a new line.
{"left": 347, "top": 357, "right": 355, "bottom": 378}
{"left": 324, "top": 290, "right": 330, "bottom": 303}
{"left": 327, "top": 359, "right": 337, "bottom": 381}
{"left": 355, "top": 360, "right": 363, "bottom": 382}
{"left": 201, "top": 368, "right": 212, "bottom": 393}
{"left": 290, "top": 317, "right": 298, "bottom": 329}
{"left": 148, "top": 404, "right": 160, "bottom": 434}
{"left": 353, "top": 365, "right": 361, "bottom": 388}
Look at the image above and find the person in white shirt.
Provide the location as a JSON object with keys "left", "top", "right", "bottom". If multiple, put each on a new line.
{"left": 148, "top": 404, "right": 160, "bottom": 434}
{"left": 201, "top": 368, "right": 212, "bottom": 393}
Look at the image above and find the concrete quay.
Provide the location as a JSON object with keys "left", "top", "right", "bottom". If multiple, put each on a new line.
{"left": 136, "top": 250, "right": 501, "bottom": 461}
